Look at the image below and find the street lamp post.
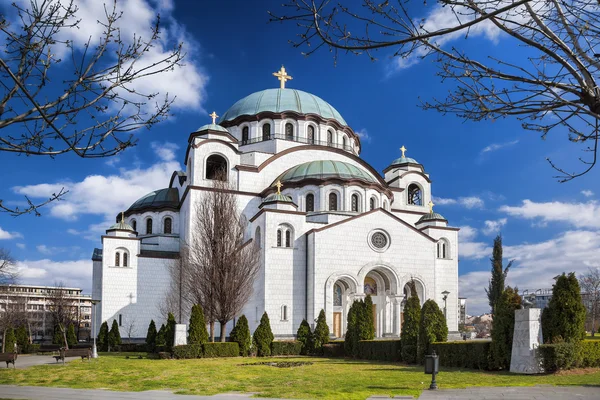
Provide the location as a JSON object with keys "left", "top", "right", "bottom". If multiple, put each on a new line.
{"left": 442, "top": 291, "right": 450, "bottom": 319}
{"left": 91, "top": 299, "right": 101, "bottom": 359}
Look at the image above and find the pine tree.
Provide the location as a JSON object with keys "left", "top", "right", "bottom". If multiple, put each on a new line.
{"left": 313, "top": 309, "right": 330, "bottom": 353}
{"left": 543, "top": 272, "right": 586, "bottom": 343}
{"left": 66, "top": 323, "right": 78, "bottom": 347}
{"left": 344, "top": 300, "right": 360, "bottom": 357}
{"left": 165, "top": 313, "right": 177, "bottom": 350}
{"left": 489, "top": 287, "right": 522, "bottom": 369}
{"left": 296, "top": 319, "right": 314, "bottom": 355}
{"left": 230, "top": 315, "right": 251, "bottom": 356}
{"left": 400, "top": 280, "right": 421, "bottom": 364}
{"left": 252, "top": 312, "right": 274, "bottom": 357}
{"left": 188, "top": 305, "right": 209, "bottom": 345}
{"left": 156, "top": 324, "right": 167, "bottom": 347}
{"left": 52, "top": 324, "right": 64, "bottom": 346}
{"left": 145, "top": 320, "right": 157, "bottom": 352}
{"left": 108, "top": 320, "right": 121, "bottom": 351}
{"left": 98, "top": 321, "right": 109, "bottom": 352}
{"left": 486, "top": 234, "right": 513, "bottom": 316}
{"left": 418, "top": 299, "right": 448, "bottom": 362}
{"left": 363, "top": 295, "right": 375, "bottom": 340}
{"left": 15, "top": 325, "right": 29, "bottom": 353}
{"left": 4, "top": 327, "right": 16, "bottom": 353}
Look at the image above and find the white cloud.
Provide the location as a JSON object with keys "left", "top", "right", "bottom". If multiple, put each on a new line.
{"left": 482, "top": 218, "right": 507, "bottom": 235}
{"left": 459, "top": 225, "right": 478, "bottom": 242}
{"left": 433, "top": 196, "right": 484, "bottom": 209}
{"left": 0, "top": 226, "right": 23, "bottom": 240}
{"left": 500, "top": 199, "right": 600, "bottom": 229}
{"left": 15, "top": 259, "right": 92, "bottom": 293}
{"left": 582, "top": 190, "right": 594, "bottom": 197}
{"left": 480, "top": 140, "right": 519, "bottom": 154}
{"left": 16, "top": 243, "right": 25, "bottom": 249}
{"left": 36, "top": 245, "right": 80, "bottom": 256}
{"left": 459, "top": 241, "right": 491, "bottom": 260}
{"left": 151, "top": 142, "right": 179, "bottom": 162}
{"left": 355, "top": 129, "right": 372, "bottom": 144}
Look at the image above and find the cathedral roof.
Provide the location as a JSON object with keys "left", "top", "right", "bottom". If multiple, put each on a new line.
{"left": 195, "top": 123, "right": 230, "bottom": 133}
{"left": 262, "top": 193, "right": 293, "bottom": 204}
{"left": 389, "top": 156, "right": 420, "bottom": 166}
{"left": 219, "top": 88, "right": 347, "bottom": 126}
{"left": 126, "top": 188, "right": 179, "bottom": 215}
{"left": 277, "top": 160, "right": 377, "bottom": 184}
{"left": 416, "top": 212, "right": 447, "bottom": 224}
{"left": 108, "top": 220, "right": 134, "bottom": 231}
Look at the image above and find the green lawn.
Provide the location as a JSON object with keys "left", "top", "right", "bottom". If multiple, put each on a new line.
{"left": 586, "top": 333, "right": 600, "bottom": 340}
{"left": 0, "top": 353, "right": 599, "bottom": 399}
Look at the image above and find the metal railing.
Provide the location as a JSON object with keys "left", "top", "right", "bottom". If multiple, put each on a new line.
{"left": 240, "top": 133, "right": 355, "bottom": 152}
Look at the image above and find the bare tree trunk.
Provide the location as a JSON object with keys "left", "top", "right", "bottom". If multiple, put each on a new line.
{"left": 210, "top": 322, "right": 215, "bottom": 343}
{"left": 220, "top": 321, "right": 227, "bottom": 342}
{"left": 2, "top": 330, "right": 5, "bottom": 353}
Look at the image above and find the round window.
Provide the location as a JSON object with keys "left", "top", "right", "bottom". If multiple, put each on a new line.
{"left": 371, "top": 232, "right": 388, "bottom": 249}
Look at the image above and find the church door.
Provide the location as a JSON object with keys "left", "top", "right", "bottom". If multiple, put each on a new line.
{"left": 372, "top": 304, "right": 377, "bottom": 337}
{"left": 333, "top": 312, "right": 342, "bottom": 338}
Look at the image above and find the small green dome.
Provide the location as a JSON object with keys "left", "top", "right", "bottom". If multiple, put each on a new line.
{"left": 390, "top": 156, "right": 419, "bottom": 166}
{"left": 127, "top": 188, "right": 179, "bottom": 214}
{"left": 219, "top": 88, "right": 347, "bottom": 126}
{"left": 108, "top": 220, "right": 134, "bottom": 231}
{"left": 417, "top": 212, "right": 447, "bottom": 224}
{"left": 277, "top": 160, "right": 377, "bottom": 184}
{"left": 196, "top": 123, "right": 230, "bottom": 133}
{"left": 262, "top": 193, "right": 293, "bottom": 204}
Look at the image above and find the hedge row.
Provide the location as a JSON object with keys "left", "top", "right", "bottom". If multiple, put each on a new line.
{"left": 357, "top": 340, "right": 401, "bottom": 362}
{"left": 173, "top": 343, "right": 240, "bottom": 359}
{"left": 271, "top": 341, "right": 303, "bottom": 356}
{"left": 430, "top": 341, "right": 492, "bottom": 370}
{"left": 540, "top": 340, "right": 600, "bottom": 371}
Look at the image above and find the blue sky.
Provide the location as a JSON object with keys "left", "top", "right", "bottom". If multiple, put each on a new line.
{"left": 1, "top": 0, "right": 599, "bottom": 316}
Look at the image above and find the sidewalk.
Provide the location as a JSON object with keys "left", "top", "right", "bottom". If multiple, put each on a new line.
{"left": 415, "top": 385, "right": 600, "bottom": 399}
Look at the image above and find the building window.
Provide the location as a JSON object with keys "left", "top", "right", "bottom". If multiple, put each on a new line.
{"left": 206, "top": 154, "right": 227, "bottom": 181}
{"left": 351, "top": 194, "right": 359, "bottom": 212}
{"left": 327, "top": 130, "right": 334, "bottom": 145}
{"left": 131, "top": 219, "right": 137, "bottom": 232}
{"left": 281, "top": 305, "right": 288, "bottom": 321}
{"left": 146, "top": 218, "right": 153, "bottom": 235}
{"left": 277, "top": 229, "right": 282, "bottom": 247}
{"left": 285, "top": 230, "right": 291, "bottom": 247}
{"left": 306, "top": 193, "right": 315, "bottom": 212}
{"left": 242, "top": 126, "right": 249, "bottom": 144}
{"left": 285, "top": 123, "right": 294, "bottom": 140}
{"left": 115, "top": 252, "right": 120, "bottom": 267}
{"left": 329, "top": 192, "right": 338, "bottom": 211}
{"left": 164, "top": 217, "right": 172, "bottom": 234}
{"left": 408, "top": 184, "right": 423, "bottom": 206}
{"left": 262, "top": 123, "right": 271, "bottom": 140}
{"left": 370, "top": 197, "right": 375, "bottom": 211}
{"left": 118, "top": 314, "right": 122, "bottom": 327}
{"left": 123, "top": 252, "right": 128, "bottom": 267}
{"left": 437, "top": 239, "right": 449, "bottom": 259}
{"left": 307, "top": 125, "right": 315, "bottom": 144}
{"left": 342, "top": 136, "right": 347, "bottom": 149}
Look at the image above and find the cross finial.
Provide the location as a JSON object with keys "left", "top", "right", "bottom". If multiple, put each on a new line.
{"left": 273, "top": 65, "right": 293, "bottom": 89}
{"left": 209, "top": 111, "right": 218, "bottom": 125}
{"left": 120, "top": 212, "right": 125, "bottom": 224}
{"left": 400, "top": 145, "right": 407, "bottom": 158}
{"left": 428, "top": 201, "right": 435, "bottom": 214}
{"left": 275, "top": 180, "right": 283, "bottom": 195}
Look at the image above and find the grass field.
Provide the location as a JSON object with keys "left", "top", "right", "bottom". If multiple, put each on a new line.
{"left": 0, "top": 353, "right": 599, "bottom": 399}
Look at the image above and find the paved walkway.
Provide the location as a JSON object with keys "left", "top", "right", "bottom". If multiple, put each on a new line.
{"left": 11, "top": 355, "right": 60, "bottom": 369}
{"left": 415, "top": 385, "right": 600, "bottom": 399}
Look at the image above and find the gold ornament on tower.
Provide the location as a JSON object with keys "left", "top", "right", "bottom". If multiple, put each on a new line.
{"left": 209, "top": 111, "right": 219, "bottom": 124}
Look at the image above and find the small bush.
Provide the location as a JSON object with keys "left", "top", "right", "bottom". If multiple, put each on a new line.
{"left": 203, "top": 342, "right": 239, "bottom": 358}
{"left": 539, "top": 342, "right": 577, "bottom": 371}
{"left": 119, "top": 343, "right": 147, "bottom": 352}
{"left": 188, "top": 305, "right": 209, "bottom": 345}
{"left": 172, "top": 344, "right": 203, "bottom": 359}
{"left": 67, "top": 324, "right": 78, "bottom": 347}
{"left": 357, "top": 340, "right": 401, "bottom": 362}
{"left": 108, "top": 320, "right": 122, "bottom": 351}
{"left": 230, "top": 315, "right": 251, "bottom": 356}
{"left": 400, "top": 281, "right": 420, "bottom": 364}
{"left": 271, "top": 341, "right": 303, "bottom": 356}
{"left": 578, "top": 340, "right": 600, "bottom": 368}
{"left": 296, "top": 319, "right": 314, "bottom": 355}
{"left": 22, "top": 343, "right": 40, "bottom": 354}
{"left": 158, "top": 351, "right": 172, "bottom": 359}
{"left": 98, "top": 321, "right": 109, "bottom": 352}
{"left": 323, "top": 342, "right": 345, "bottom": 358}
{"left": 418, "top": 299, "right": 448, "bottom": 362}
{"left": 253, "top": 312, "right": 274, "bottom": 357}
{"left": 430, "top": 341, "right": 492, "bottom": 370}
{"left": 145, "top": 320, "right": 157, "bottom": 352}
{"left": 313, "top": 309, "right": 330, "bottom": 354}
{"left": 165, "top": 313, "right": 177, "bottom": 351}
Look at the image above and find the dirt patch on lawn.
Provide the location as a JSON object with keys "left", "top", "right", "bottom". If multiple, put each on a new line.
{"left": 555, "top": 367, "right": 600, "bottom": 376}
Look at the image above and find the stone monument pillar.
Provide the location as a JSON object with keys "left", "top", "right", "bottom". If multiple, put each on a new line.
{"left": 174, "top": 324, "right": 187, "bottom": 346}
{"left": 509, "top": 308, "right": 543, "bottom": 374}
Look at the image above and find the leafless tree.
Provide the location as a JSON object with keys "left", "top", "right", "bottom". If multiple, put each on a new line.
{"left": 186, "top": 171, "right": 260, "bottom": 342}
{"left": 46, "top": 282, "right": 78, "bottom": 349}
{"left": 124, "top": 316, "right": 136, "bottom": 344}
{"left": 0, "top": 248, "right": 17, "bottom": 284}
{"left": 272, "top": 0, "right": 600, "bottom": 181}
{"left": 580, "top": 267, "right": 600, "bottom": 336}
{"left": 159, "top": 252, "right": 192, "bottom": 324}
{"left": 0, "top": 0, "right": 185, "bottom": 216}
{"left": 0, "top": 286, "right": 28, "bottom": 352}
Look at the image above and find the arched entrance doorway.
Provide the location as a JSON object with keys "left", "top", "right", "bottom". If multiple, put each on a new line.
{"left": 361, "top": 266, "right": 401, "bottom": 338}
{"left": 330, "top": 276, "right": 357, "bottom": 338}
{"left": 401, "top": 279, "right": 426, "bottom": 327}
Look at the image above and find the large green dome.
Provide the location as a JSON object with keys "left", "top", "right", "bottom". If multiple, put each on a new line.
{"left": 126, "top": 188, "right": 179, "bottom": 214}
{"left": 219, "top": 89, "right": 347, "bottom": 126}
{"left": 276, "top": 160, "right": 377, "bottom": 184}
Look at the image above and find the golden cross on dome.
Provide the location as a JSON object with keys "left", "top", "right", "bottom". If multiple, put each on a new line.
{"left": 275, "top": 180, "right": 283, "bottom": 195}
{"left": 273, "top": 66, "right": 293, "bottom": 89}
{"left": 428, "top": 201, "right": 435, "bottom": 214}
{"left": 209, "top": 111, "right": 218, "bottom": 124}
{"left": 400, "top": 145, "right": 407, "bottom": 158}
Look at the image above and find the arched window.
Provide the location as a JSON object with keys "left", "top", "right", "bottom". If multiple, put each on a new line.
{"left": 408, "top": 184, "right": 423, "bottom": 206}
{"left": 327, "top": 130, "right": 334, "bottom": 145}
{"left": 123, "top": 252, "right": 128, "bottom": 267}
{"left": 383, "top": 200, "right": 389, "bottom": 210}
{"left": 255, "top": 227, "right": 261, "bottom": 249}
{"left": 206, "top": 154, "right": 227, "bottom": 181}
{"left": 285, "top": 230, "right": 291, "bottom": 247}
{"left": 242, "top": 126, "right": 249, "bottom": 144}
{"left": 164, "top": 217, "right": 172, "bottom": 234}
{"left": 369, "top": 197, "right": 376, "bottom": 211}
{"left": 115, "top": 252, "right": 120, "bottom": 267}
{"left": 262, "top": 123, "right": 271, "bottom": 140}
{"left": 307, "top": 126, "right": 315, "bottom": 144}
{"left": 329, "top": 192, "right": 338, "bottom": 211}
{"left": 306, "top": 193, "right": 315, "bottom": 212}
{"left": 342, "top": 136, "right": 347, "bottom": 149}
{"left": 285, "top": 123, "right": 294, "bottom": 141}
{"left": 437, "top": 239, "right": 450, "bottom": 259}
{"left": 351, "top": 194, "right": 359, "bottom": 212}
{"left": 146, "top": 218, "right": 153, "bottom": 235}
{"left": 131, "top": 219, "right": 137, "bottom": 232}
{"left": 282, "top": 305, "right": 288, "bottom": 321}
{"left": 277, "top": 229, "right": 282, "bottom": 247}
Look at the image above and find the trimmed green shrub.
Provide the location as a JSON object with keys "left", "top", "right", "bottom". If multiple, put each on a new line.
{"left": 4, "top": 327, "right": 16, "bottom": 352}
{"left": 108, "top": 320, "right": 122, "bottom": 351}
{"left": 24, "top": 343, "right": 40, "bottom": 354}
{"left": 67, "top": 323, "right": 78, "bottom": 347}
{"left": 539, "top": 342, "right": 578, "bottom": 371}
{"left": 357, "top": 340, "right": 401, "bottom": 362}
{"left": 145, "top": 320, "right": 157, "bottom": 352}
{"left": 578, "top": 340, "right": 600, "bottom": 368}
{"left": 431, "top": 341, "right": 492, "bottom": 370}
{"left": 418, "top": 299, "right": 448, "bottom": 362}
{"left": 156, "top": 324, "right": 166, "bottom": 347}
{"left": 543, "top": 272, "right": 586, "bottom": 343}
{"left": 98, "top": 321, "right": 109, "bottom": 352}
{"left": 296, "top": 319, "right": 314, "bottom": 355}
{"left": 271, "top": 341, "right": 303, "bottom": 356}
{"left": 203, "top": 342, "right": 239, "bottom": 358}
{"left": 230, "top": 315, "right": 251, "bottom": 356}
{"left": 119, "top": 343, "right": 147, "bottom": 352}
{"left": 489, "top": 287, "right": 521, "bottom": 370}
{"left": 165, "top": 313, "right": 176, "bottom": 351}
{"left": 253, "top": 312, "right": 274, "bottom": 357}
{"left": 323, "top": 341, "right": 345, "bottom": 358}
{"left": 15, "top": 325, "right": 28, "bottom": 353}
{"left": 400, "top": 280, "right": 421, "bottom": 364}
{"left": 344, "top": 300, "right": 360, "bottom": 357}
{"left": 313, "top": 309, "right": 330, "bottom": 353}
{"left": 363, "top": 295, "right": 375, "bottom": 340}
{"left": 52, "top": 325, "right": 64, "bottom": 346}
{"left": 172, "top": 344, "right": 203, "bottom": 359}
{"left": 188, "top": 305, "right": 209, "bottom": 345}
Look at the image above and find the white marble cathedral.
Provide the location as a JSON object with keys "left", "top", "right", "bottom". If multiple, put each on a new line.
{"left": 92, "top": 67, "right": 459, "bottom": 340}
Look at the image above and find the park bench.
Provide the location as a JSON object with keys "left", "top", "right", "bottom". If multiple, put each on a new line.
{"left": 54, "top": 347, "right": 91, "bottom": 364}
{"left": 38, "top": 344, "right": 60, "bottom": 354}
{"left": 0, "top": 352, "right": 17, "bottom": 368}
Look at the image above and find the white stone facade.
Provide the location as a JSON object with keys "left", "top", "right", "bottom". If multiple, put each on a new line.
{"left": 92, "top": 86, "right": 459, "bottom": 340}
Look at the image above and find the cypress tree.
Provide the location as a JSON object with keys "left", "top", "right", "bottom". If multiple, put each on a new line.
{"left": 363, "top": 295, "right": 376, "bottom": 340}
{"left": 252, "top": 312, "right": 274, "bottom": 357}
{"left": 486, "top": 234, "right": 513, "bottom": 316}
{"left": 344, "top": 301, "right": 360, "bottom": 357}
{"left": 98, "top": 321, "right": 109, "bottom": 352}
{"left": 156, "top": 324, "right": 167, "bottom": 347}
{"left": 418, "top": 299, "right": 448, "bottom": 362}
{"left": 230, "top": 315, "right": 251, "bottom": 356}
{"left": 165, "top": 313, "right": 177, "bottom": 350}
{"left": 67, "top": 323, "right": 78, "bottom": 347}
{"left": 489, "top": 286, "right": 522, "bottom": 370}
{"left": 400, "top": 280, "right": 421, "bottom": 364}
{"left": 145, "top": 320, "right": 157, "bottom": 352}
{"left": 52, "top": 324, "right": 64, "bottom": 346}
{"left": 313, "top": 309, "right": 330, "bottom": 353}
{"left": 15, "top": 325, "right": 29, "bottom": 353}
{"left": 296, "top": 319, "right": 314, "bottom": 355}
{"left": 4, "top": 327, "right": 16, "bottom": 353}
{"left": 543, "top": 272, "right": 586, "bottom": 343}
{"left": 188, "top": 305, "right": 209, "bottom": 345}
{"left": 108, "top": 320, "right": 122, "bottom": 351}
